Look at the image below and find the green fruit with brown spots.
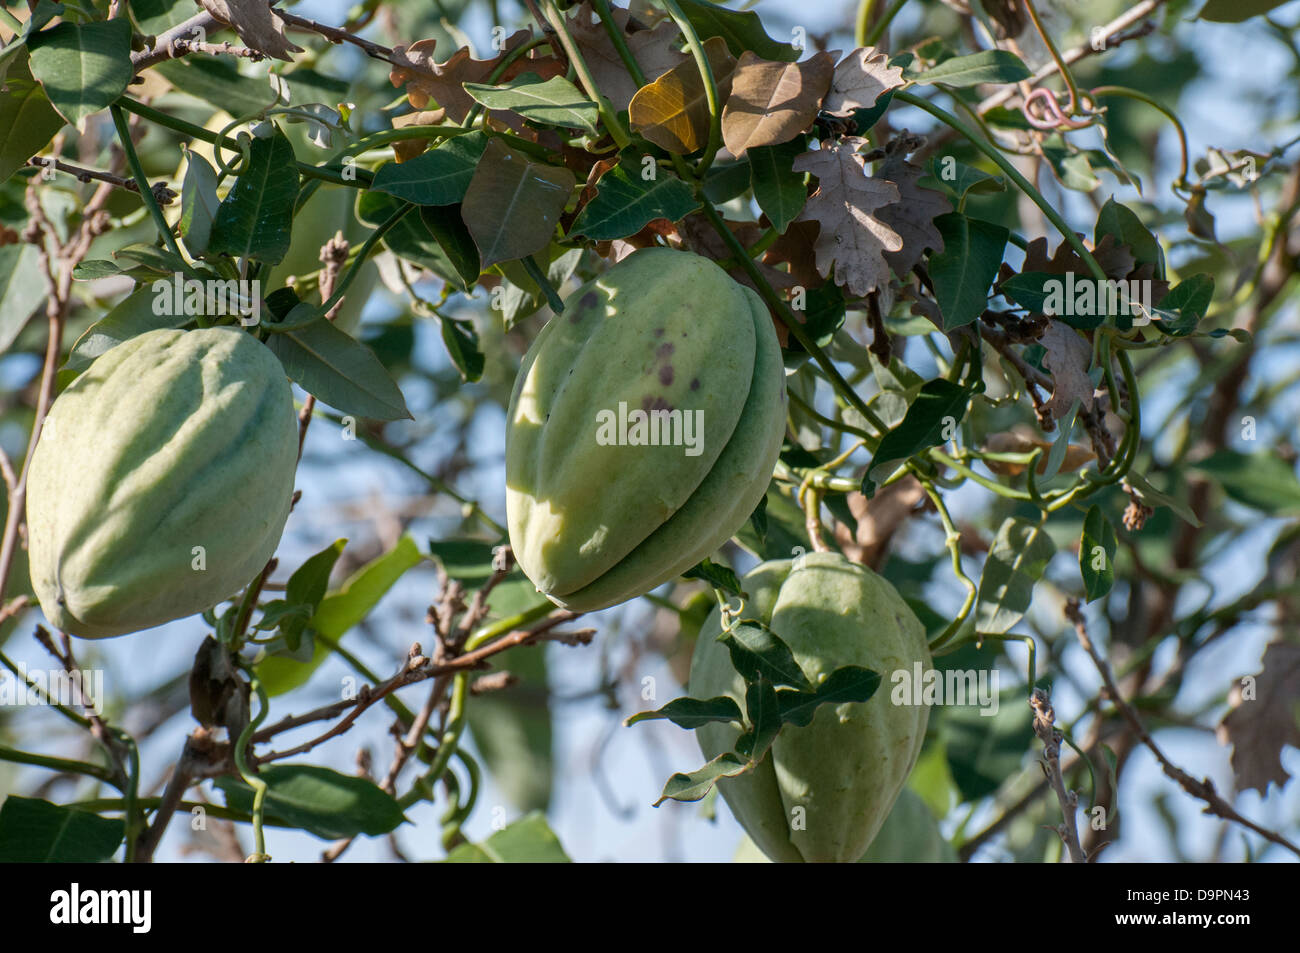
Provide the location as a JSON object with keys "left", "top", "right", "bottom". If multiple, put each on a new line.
{"left": 505, "top": 247, "right": 785, "bottom": 612}
{"left": 26, "top": 328, "right": 298, "bottom": 639}
{"left": 689, "top": 552, "right": 932, "bottom": 862}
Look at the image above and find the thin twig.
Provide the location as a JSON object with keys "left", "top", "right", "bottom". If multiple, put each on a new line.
{"left": 1030, "top": 688, "right": 1088, "bottom": 862}
{"left": 1065, "top": 599, "right": 1300, "bottom": 859}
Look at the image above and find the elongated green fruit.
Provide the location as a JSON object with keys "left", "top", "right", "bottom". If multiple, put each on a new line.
{"left": 26, "top": 327, "right": 298, "bottom": 638}
{"left": 689, "top": 552, "right": 932, "bottom": 862}
{"left": 506, "top": 247, "right": 786, "bottom": 612}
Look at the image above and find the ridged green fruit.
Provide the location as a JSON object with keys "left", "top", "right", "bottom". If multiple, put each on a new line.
{"left": 733, "top": 790, "right": 956, "bottom": 863}
{"left": 505, "top": 247, "right": 786, "bottom": 612}
{"left": 26, "top": 328, "right": 298, "bottom": 639}
{"left": 689, "top": 552, "right": 932, "bottom": 862}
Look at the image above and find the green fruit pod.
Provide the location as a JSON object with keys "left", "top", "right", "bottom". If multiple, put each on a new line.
{"left": 689, "top": 552, "right": 932, "bottom": 862}
{"left": 26, "top": 328, "right": 298, "bottom": 639}
{"left": 505, "top": 247, "right": 786, "bottom": 612}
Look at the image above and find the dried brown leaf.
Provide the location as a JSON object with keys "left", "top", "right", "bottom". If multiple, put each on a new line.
{"left": 389, "top": 31, "right": 535, "bottom": 123}
{"left": 721, "top": 51, "right": 835, "bottom": 157}
{"left": 628, "top": 36, "right": 735, "bottom": 154}
{"left": 390, "top": 109, "right": 446, "bottom": 162}
{"left": 822, "top": 46, "right": 904, "bottom": 118}
{"left": 568, "top": 5, "right": 687, "bottom": 111}
{"left": 1039, "top": 320, "right": 1095, "bottom": 420}
{"left": 874, "top": 137, "right": 952, "bottom": 275}
{"left": 197, "top": 0, "right": 304, "bottom": 60}
{"left": 792, "top": 136, "right": 901, "bottom": 297}
{"left": 1217, "top": 640, "right": 1300, "bottom": 794}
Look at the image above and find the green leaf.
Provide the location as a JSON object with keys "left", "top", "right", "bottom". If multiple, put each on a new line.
{"left": 0, "top": 797, "right": 124, "bottom": 862}
{"left": 208, "top": 128, "right": 300, "bottom": 265}
{"left": 1080, "top": 505, "right": 1117, "bottom": 602}
{"left": 721, "top": 621, "right": 814, "bottom": 691}
{"left": 570, "top": 162, "right": 699, "bottom": 240}
{"left": 427, "top": 539, "right": 504, "bottom": 584}
{"left": 775, "top": 665, "right": 881, "bottom": 728}
{"left": 216, "top": 764, "right": 407, "bottom": 840}
{"left": 682, "top": 557, "right": 743, "bottom": 597}
{"left": 922, "top": 157, "right": 1004, "bottom": 206}
{"left": 461, "top": 136, "right": 575, "bottom": 268}
{"left": 178, "top": 150, "right": 220, "bottom": 257}
{"left": 370, "top": 131, "right": 487, "bottom": 206}
{"left": 1191, "top": 450, "right": 1300, "bottom": 516}
{"left": 356, "top": 190, "right": 473, "bottom": 289}
{"left": 1198, "top": 0, "right": 1293, "bottom": 21}
{"left": 63, "top": 286, "right": 192, "bottom": 374}
{"left": 439, "top": 316, "right": 485, "bottom": 382}
{"left": 941, "top": 689, "right": 1033, "bottom": 800}
{"left": 928, "top": 213, "right": 1008, "bottom": 330}
{"left": 911, "top": 50, "right": 1031, "bottom": 87}
{"left": 0, "top": 1, "right": 63, "bottom": 85}
{"left": 464, "top": 73, "right": 599, "bottom": 133}
{"left": 625, "top": 695, "right": 744, "bottom": 729}
{"left": 865, "top": 378, "right": 970, "bottom": 490}
{"left": 0, "top": 243, "right": 45, "bottom": 351}
{"left": 1125, "top": 469, "right": 1202, "bottom": 526}
{"left": 674, "top": 0, "right": 799, "bottom": 62}
{"left": 0, "top": 56, "right": 65, "bottom": 182}
{"left": 465, "top": 640, "right": 552, "bottom": 812}
{"left": 653, "top": 752, "right": 750, "bottom": 805}
{"left": 27, "top": 18, "right": 132, "bottom": 129}
{"left": 154, "top": 56, "right": 281, "bottom": 116}
{"left": 1155, "top": 274, "right": 1214, "bottom": 334}
{"left": 1095, "top": 197, "right": 1161, "bottom": 273}
{"left": 975, "top": 517, "right": 1056, "bottom": 634}
{"left": 737, "top": 677, "right": 781, "bottom": 761}
{"left": 702, "top": 159, "right": 752, "bottom": 204}
{"left": 443, "top": 812, "right": 570, "bottom": 862}
{"left": 748, "top": 138, "right": 807, "bottom": 234}
{"left": 267, "top": 314, "right": 412, "bottom": 420}
{"left": 281, "top": 539, "right": 346, "bottom": 648}
{"left": 257, "top": 536, "right": 425, "bottom": 695}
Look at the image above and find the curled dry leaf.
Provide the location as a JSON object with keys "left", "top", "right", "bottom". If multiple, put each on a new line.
{"left": 197, "top": 0, "right": 304, "bottom": 61}
{"left": 568, "top": 5, "right": 687, "bottom": 111}
{"left": 389, "top": 30, "right": 558, "bottom": 124}
{"left": 629, "top": 36, "right": 736, "bottom": 154}
{"left": 390, "top": 109, "right": 446, "bottom": 162}
{"left": 822, "top": 46, "right": 905, "bottom": 118}
{"left": 873, "top": 135, "right": 953, "bottom": 276}
{"left": 1039, "top": 320, "right": 1095, "bottom": 421}
{"left": 721, "top": 51, "right": 835, "bottom": 157}
{"left": 1217, "top": 640, "right": 1300, "bottom": 794}
{"left": 792, "top": 136, "right": 901, "bottom": 297}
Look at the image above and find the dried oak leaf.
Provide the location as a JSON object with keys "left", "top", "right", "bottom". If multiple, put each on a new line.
{"left": 568, "top": 4, "right": 687, "bottom": 111}
{"left": 390, "top": 30, "right": 535, "bottom": 123}
{"left": 1217, "top": 640, "right": 1300, "bottom": 794}
{"left": 629, "top": 36, "right": 736, "bottom": 154}
{"left": 679, "top": 212, "right": 795, "bottom": 293}
{"left": 197, "top": 0, "right": 304, "bottom": 61}
{"left": 763, "top": 219, "right": 823, "bottom": 289}
{"left": 874, "top": 134, "right": 952, "bottom": 276}
{"left": 822, "top": 46, "right": 905, "bottom": 118}
{"left": 721, "top": 50, "right": 835, "bottom": 157}
{"left": 792, "top": 136, "right": 902, "bottom": 297}
{"left": 1039, "top": 319, "right": 1095, "bottom": 420}
{"left": 391, "top": 109, "right": 446, "bottom": 162}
